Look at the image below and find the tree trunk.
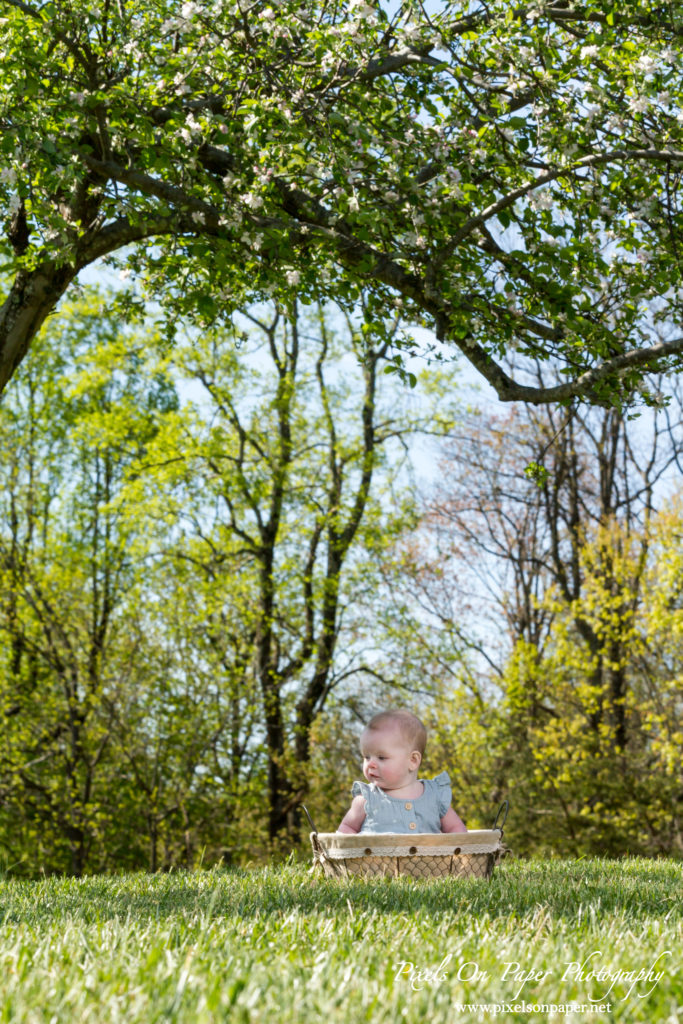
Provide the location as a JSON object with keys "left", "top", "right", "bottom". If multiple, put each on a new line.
{"left": 0, "top": 265, "right": 76, "bottom": 393}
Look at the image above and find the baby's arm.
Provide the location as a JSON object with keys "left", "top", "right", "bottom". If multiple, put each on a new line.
{"left": 337, "top": 794, "right": 367, "bottom": 833}
{"left": 440, "top": 806, "right": 467, "bottom": 833}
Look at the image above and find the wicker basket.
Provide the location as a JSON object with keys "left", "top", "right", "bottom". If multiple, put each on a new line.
{"left": 310, "top": 828, "right": 507, "bottom": 880}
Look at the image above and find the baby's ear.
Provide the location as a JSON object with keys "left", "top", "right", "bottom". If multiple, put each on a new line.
{"left": 410, "top": 750, "right": 422, "bottom": 769}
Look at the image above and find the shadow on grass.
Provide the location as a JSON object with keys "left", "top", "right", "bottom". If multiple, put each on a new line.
{"left": 2, "top": 858, "right": 681, "bottom": 926}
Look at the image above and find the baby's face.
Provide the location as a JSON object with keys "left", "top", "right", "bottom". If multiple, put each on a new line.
{"left": 360, "top": 724, "right": 420, "bottom": 792}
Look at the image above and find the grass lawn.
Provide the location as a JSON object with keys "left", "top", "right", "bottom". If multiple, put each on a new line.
{"left": 0, "top": 857, "right": 681, "bottom": 1023}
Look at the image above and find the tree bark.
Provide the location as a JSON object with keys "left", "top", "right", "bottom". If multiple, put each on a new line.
{"left": 0, "top": 265, "right": 76, "bottom": 393}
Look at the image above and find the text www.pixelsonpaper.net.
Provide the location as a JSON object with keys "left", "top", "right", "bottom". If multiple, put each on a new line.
{"left": 450, "top": 1003, "right": 611, "bottom": 1016}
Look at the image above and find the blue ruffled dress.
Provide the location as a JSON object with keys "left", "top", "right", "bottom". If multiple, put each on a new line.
{"left": 352, "top": 771, "right": 452, "bottom": 833}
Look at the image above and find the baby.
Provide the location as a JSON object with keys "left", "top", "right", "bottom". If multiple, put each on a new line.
{"left": 338, "top": 708, "right": 467, "bottom": 834}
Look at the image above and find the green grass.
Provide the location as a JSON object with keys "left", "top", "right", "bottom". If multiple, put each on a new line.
{"left": 0, "top": 858, "right": 681, "bottom": 1022}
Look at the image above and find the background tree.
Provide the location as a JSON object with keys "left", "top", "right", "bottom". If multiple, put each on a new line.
{"left": 139, "top": 298, "right": 454, "bottom": 846}
{"left": 493, "top": 509, "right": 683, "bottom": 856}
{"left": 1, "top": 1, "right": 683, "bottom": 403}
{"left": 0, "top": 285, "right": 457, "bottom": 871}
{"left": 0, "top": 292, "right": 179, "bottom": 874}
{"left": 385, "top": 370, "right": 683, "bottom": 854}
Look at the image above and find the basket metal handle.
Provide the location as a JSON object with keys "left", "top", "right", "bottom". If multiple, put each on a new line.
{"left": 491, "top": 800, "right": 509, "bottom": 833}
{"left": 301, "top": 804, "right": 319, "bottom": 834}
{"left": 303, "top": 805, "right": 329, "bottom": 871}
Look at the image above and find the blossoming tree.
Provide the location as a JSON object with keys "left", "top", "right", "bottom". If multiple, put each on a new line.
{"left": 1, "top": 0, "right": 682, "bottom": 402}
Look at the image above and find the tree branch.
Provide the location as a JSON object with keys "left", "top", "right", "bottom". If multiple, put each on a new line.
{"left": 450, "top": 149, "right": 683, "bottom": 247}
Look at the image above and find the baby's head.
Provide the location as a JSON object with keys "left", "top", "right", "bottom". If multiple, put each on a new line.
{"left": 363, "top": 709, "right": 427, "bottom": 757}
{"left": 360, "top": 709, "right": 427, "bottom": 790}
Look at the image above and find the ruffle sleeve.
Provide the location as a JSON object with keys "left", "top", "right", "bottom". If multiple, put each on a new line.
{"left": 351, "top": 780, "right": 369, "bottom": 798}
{"left": 432, "top": 770, "right": 452, "bottom": 818}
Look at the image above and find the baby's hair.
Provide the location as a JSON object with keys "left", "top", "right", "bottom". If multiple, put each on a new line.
{"left": 365, "top": 709, "right": 427, "bottom": 756}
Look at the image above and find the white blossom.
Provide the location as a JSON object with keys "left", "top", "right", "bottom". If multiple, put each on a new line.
{"left": 242, "top": 192, "right": 263, "bottom": 210}
{"left": 8, "top": 193, "right": 21, "bottom": 214}
{"left": 530, "top": 191, "right": 553, "bottom": 211}
{"left": 628, "top": 95, "right": 650, "bottom": 114}
{"left": 402, "top": 24, "right": 425, "bottom": 43}
{"left": 636, "top": 55, "right": 657, "bottom": 74}
{"left": 580, "top": 45, "right": 599, "bottom": 60}
{"left": 285, "top": 269, "right": 300, "bottom": 286}
{"left": 349, "top": 1, "right": 376, "bottom": 20}
{"left": 219, "top": 211, "right": 241, "bottom": 228}
{"left": 507, "top": 74, "right": 527, "bottom": 94}
{"left": 0, "top": 167, "right": 17, "bottom": 185}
